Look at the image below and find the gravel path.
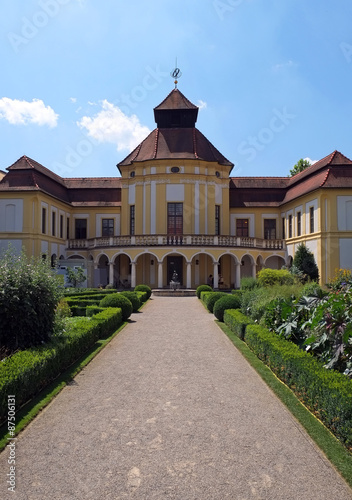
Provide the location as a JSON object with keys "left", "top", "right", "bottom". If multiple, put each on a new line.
{"left": 1, "top": 296, "right": 351, "bottom": 499}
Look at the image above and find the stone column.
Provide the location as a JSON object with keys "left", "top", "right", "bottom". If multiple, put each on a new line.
{"left": 213, "top": 262, "right": 219, "bottom": 289}
{"left": 252, "top": 262, "right": 257, "bottom": 279}
{"left": 158, "top": 262, "right": 163, "bottom": 288}
{"left": 131, "top": 261, "right": 136, "bottom": 288}
{"left": 235, "top": 262, "right": 241, "bottom": 289}
{"left": 109, "top": 261, "right": 114, "bottom": 286}
{"left": 186, "top": 262, "right": 192, "bottom": 289}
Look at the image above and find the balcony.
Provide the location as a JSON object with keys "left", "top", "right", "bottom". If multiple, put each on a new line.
{"left": 67, "top": 235, "right": 285, "bottom": 251}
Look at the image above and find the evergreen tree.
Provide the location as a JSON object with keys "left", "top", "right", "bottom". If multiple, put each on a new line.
{"left": 292, "top": 243, "right": 319, "bottom": 282}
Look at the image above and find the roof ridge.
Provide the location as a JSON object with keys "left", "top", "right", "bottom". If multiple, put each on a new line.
{"left": 153, "top": 129, "right": 159, "bottom": 159}
{"left": 320, "top": 168, "right": 330, "bottom": 187}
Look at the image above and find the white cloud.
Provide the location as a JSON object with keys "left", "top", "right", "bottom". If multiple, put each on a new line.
{"left": 70, "top": 97, "right": 77, "bottom": 103}
{"left": 197, "top": 100, "right": 207, "bottom": 110}
{"left": 0, "top": 97, "right": 58, "bottom": 127}
{"left": 77, "top": 100, "right": 150, "bottom": 152}
{"left": 304, "top": 157, "right": 317, "bottom": 165}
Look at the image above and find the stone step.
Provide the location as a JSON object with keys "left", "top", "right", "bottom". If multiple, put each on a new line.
{"left": 152, "top": 289, "right": 197, "bottom": 297}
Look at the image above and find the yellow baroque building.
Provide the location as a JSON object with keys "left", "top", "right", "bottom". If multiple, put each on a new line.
{"left": 1, "top": 87, "right": 352, "bottom": 288}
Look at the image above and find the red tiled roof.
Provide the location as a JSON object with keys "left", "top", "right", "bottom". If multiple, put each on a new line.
{"left": 0, "top": 156, "right": 122, "bottom": 206}
{"left": 118, "top": 127, "right": 233, "bottom": 168}
{"left": 288, "top": 150, "right": 352, "bottom": 186}
{"left": 282, "top": 170, "right": 330, "bottom": 204}
{"left": 154, "top": 88, "right": 198, "bottom": 111}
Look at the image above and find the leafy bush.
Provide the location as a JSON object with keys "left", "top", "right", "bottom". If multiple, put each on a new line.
{"left": 205, "top": 292, "right": 228, "bottom": 313}
{"left": 0, "top": 307, "right": 122, "bottom": 422}
{"left": 0, "top": 248, "right": 63, "bottom": 351}
{"left": 299, "top": 281, "right": 326, "bottom": 299}
{"left": 120, "top": 291, "right": 141, "bottom": 312}
{"left": 134, "top": 284, "right": 152, "bottom": 300}
{"left": 304, "top": 287, "right": 352, "bottom": 375}
{"left": 55, "top": 299, "right": 72, "bottom": 319}
{"left": 196, "top": 284, "right": 212, "bottom": 298}
{"left": 257, "top": 268, "right": 294, "bottom": 287}
{"left": 99, "top": 293, "right": 133, "bottom": 320}
{"left": 231, "top": 289, "right": 243, "bottom": 299}
{"left": 292, "top": 243, "right": 319, "bottom": 282}
{"left": 66, "top": 267, "right": 86, "bottom": 288}
{"left": 241, "top": 284, "right": 303, "bottom": 323}
{"left": 213, "top": 294, "right": 241, "bottom": 322}
{"left": 240, "top": 277, "right": 258, "bottom": 290}
{"left": 224, "top": 309, "right": 254, "bottom": 339}
{"left": 244, "top": 324, "right": 352, "bottom": 450}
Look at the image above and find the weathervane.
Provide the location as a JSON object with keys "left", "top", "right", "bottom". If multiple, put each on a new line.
{"left": 170, "top": 58, "right": 182, "bottom": 88}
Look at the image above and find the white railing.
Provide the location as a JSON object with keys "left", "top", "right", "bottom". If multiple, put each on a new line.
{"left": 67, "top": 235, "right": 285, "bottom": 250}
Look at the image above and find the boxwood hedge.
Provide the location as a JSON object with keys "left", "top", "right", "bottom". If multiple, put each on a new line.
{"left": 223, "top": 309, "right": 254, "bottom": 340}
{"left": 0, "top": 307, "right": 122, "bottom": 423}
{"left": 213, "top": 295, "right": 241, "bottom": 322}
{"left": 244, "top": 324, "right": 352, "bottom": 449}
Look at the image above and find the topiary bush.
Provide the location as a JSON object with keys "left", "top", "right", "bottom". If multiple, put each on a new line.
{"left": 120, "top": 291, "right": 141, "bottom": 312}
{"left": 206, "top": 292, "right": 227, "bottom": 313}
{"left": 134, "top": 284, "right": 152, "bottom": 300}
{"left": 196, "top": 284, "right": 213, "bottom": 299}
{"left": 99, "top": 293, "right": 133, "bottom": 320}
{"left": 213, "top": 294, "right": 242, "bottom": 322}
{"left": 0, "top": 247, "right": 63, "bottom": 352}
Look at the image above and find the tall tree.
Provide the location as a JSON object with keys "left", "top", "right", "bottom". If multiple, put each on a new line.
{"left": 292, "top": 243, "right": 319, "bottom": 282}
{"left": 289, "top": 158, "right": 311, "bottom": 177}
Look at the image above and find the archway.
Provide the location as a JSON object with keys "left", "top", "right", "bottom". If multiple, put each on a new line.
{"left": 97, "top": 254, "right": 109, "bottom": 287}
{"left": 135, "top": 252, "right": 158, "bottom": 288}
{"left": 256, "top": 255, "right": 264, "bottom": 275}
{"left": 240, "top": 254, "right": 255, "bottom": 280}
{"left": 265, "top": 255, "right": 286, "bottom": 270}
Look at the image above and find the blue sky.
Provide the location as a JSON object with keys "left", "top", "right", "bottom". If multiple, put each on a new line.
{"left": 1, "top": 0, "right": 352, "bottom": 178}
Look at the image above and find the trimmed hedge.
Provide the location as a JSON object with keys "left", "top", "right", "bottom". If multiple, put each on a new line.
{"left": 244, "top": 324, "right": 352, "bottom": 449}
{"left": 65, "top": 298, "right": 101, "bottom": 308}
{"left": 134, "top": 285, "right": 152, "bottom": 300}
{"left": 64, "top": 289, "right": 117, "bottom": 297}
{"left": 120, "top": 291, "right": 141, "bottom": 313}
{"left": 204, "top": 292, "right": 228, "bottom": 313}
{"left": 99, "top": 293, "right": 133, "bottom": 320}
{"left": 224, "top": 309, "right": 254, "bottom": 340}
{"left": 200, "top": 291, "right": 213, "bottom": 302}
{"left": 136, "top": 291, "right": 148, "bottom": 303}
{"left": 0, "top": 307, "right": 122, "bottom": 422}
{"left": 70, "top": 306, "right": 88, "bottom": 317}
{"left": 196, "top": 284, "right": 213, "bottom": 298}
{"left": 86, "top": 305, "right": 105, "bottom": 317}
{"left": 213, "top": 295, "right": 241, "bottom": 322}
